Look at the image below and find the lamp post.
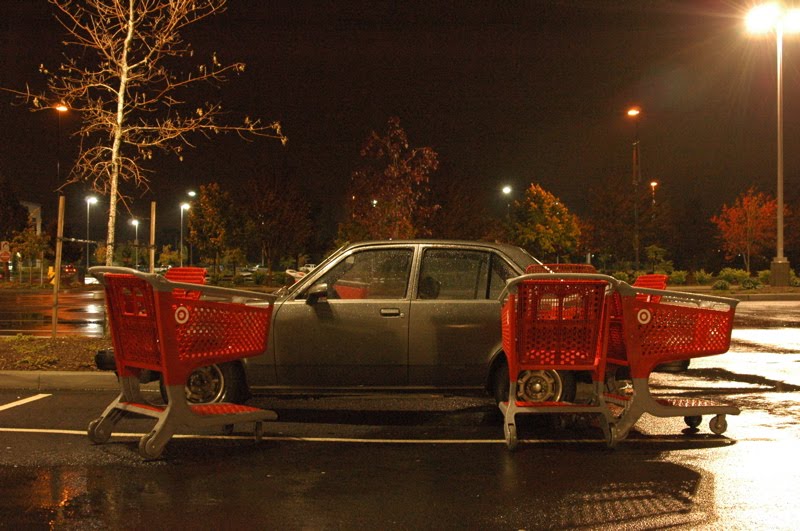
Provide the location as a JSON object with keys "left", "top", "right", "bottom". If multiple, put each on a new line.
{"left": 130, "top": 219, "right": 139, "bottom": 267}
{"left": 746, "top": 3, "right": 799, "bottom": 286}
{"left": 180, "top": 203, "right": 190, "bottom": 267}
{"left": 650, "top": 181, "right": 658, "bottom": 206}
{"left": 502, "top": 185, "right": 513, "bottom": 218}
{"left": 627, "top": 107, "right": 642, "bottom": 270}
{"left": 85, "top": 196, "right": 97, "bottom": 272}
{"left": 54, "top": 104, "right": 68, "bottom": 182}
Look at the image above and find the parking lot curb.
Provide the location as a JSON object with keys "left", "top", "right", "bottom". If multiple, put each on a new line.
{"left": 0, "top": 371, "right": 120, "bottom": 391}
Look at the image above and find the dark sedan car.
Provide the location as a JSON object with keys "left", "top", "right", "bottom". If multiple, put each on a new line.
{"left": 179, "top": 240, "right": 583, "bottom": 406}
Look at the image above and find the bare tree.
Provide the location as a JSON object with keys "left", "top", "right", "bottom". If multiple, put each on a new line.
{"left": 13, "top": 0, "right": 286, "bottom": 265}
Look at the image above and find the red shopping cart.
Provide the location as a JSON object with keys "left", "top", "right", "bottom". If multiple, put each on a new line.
{"left": 86, "top": 267, "right": 278, "bottom": 459}
{"left": 499, "top": 273, "right": 618, "bottom": 449}
{"left": 606, "top": 283, "right": 740, "bottom": 439}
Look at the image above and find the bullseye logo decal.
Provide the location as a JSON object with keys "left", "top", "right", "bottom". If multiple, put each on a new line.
{"left": 636, "top": 308, "right": 652, "bottom": 325}
{"left": 174, "top": 306, "right": 190, "bottom": 325}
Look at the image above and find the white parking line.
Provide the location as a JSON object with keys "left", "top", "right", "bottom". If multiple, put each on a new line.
{"left": 0, "top": 394, "right": 51, "bottom": 412}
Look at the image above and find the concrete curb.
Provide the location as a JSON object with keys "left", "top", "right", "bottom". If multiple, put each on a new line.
{"left": 0, "top": 371, "right": 120, "bottom": 391}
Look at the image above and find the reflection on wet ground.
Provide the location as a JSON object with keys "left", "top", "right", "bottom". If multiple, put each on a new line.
{"left": 0, "top": 289, "right": 105, "bottom": 337}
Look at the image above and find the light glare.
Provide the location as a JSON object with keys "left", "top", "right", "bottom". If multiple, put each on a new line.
{"left": 747, "top": 3, "right": 781, "bottom": 33}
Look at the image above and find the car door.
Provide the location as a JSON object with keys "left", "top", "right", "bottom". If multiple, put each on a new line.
{"left": 271, "top": 246, "right": 413, "bottom": 387}
{"left": 408, "top": 247, "right": 518, "bottom": 387}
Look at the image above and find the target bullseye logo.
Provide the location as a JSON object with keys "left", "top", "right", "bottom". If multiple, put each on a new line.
{"left": 174, "top": 305, "right": 190, "bottom": 325}
{"left": 636, "top": 308, "right": 652, "bottom": 325}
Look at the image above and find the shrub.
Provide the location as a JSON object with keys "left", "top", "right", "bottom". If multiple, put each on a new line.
{"left": 791, "top": 270, "right": 800, "bottom": 287}
{"left": 740, "top": 278, "right": 760, "bottom": 290}
{"left": 717, "top": 267, "right": 750, "bottom": 285}
{"left": 611, "top": 271, "right": 630, "bottom": 283}
{"left": 232, "top": 274, "right": 247, "bottom": 285}
{"left": 694, "top": 269, "right": 713, "bottom": 285}
{"left": 668, "top": 270, "right": 687, "bottom": 285}
{"left": 757, "top": 270, "right": 771, "bottom": 285}
{"left": 253, "top": 272, "right": 268, "bottom": 285}
{"left": 712, "top": 279, "right": 730, "bottom": 291}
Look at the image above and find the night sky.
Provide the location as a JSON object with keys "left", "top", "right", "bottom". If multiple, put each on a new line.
{"left": 1, "top": 1, "right": 799, "bottom": 251}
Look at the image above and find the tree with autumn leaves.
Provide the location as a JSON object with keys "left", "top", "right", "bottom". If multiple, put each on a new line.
{"left": 711, "top": 187, "right": 778, "bottom": 273}
{"left": 338, "top": 117, "right": 439, "bottom": 242}
{"left": 507, "top": 184, "right": 581, "bottom": 262}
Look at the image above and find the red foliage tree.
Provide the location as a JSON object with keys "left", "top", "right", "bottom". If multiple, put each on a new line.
{"left": 338, "top": 117, "right": 439, "bottom": 242}
{"left": 711, "top": 188, "right": 778, "bottom": 273}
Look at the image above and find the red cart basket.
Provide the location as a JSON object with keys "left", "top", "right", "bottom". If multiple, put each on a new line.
{"left": 606, "top": 283, "right": 740, "bottom": 439}
{"left": 499, "top": 273, "right": 618, "bottom": 449}
{"left": 87, "top": 267, "right": 278, "bottom": 459}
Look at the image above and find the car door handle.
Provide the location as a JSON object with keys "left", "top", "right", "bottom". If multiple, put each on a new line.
{"left": 380, "top": 308, "right": 403, "bottom": 317}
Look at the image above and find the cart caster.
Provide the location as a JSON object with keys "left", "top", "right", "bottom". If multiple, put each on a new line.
{"left": 504, "top": 423, "right": 518, "bottom": 451}
{"left": 254, "top": 422, "right": 263, "bottom": 442}
{"left": 709, "top": 415, "right": 727, "bottom": 435}
{"left": 138, "top": 431, "right": 163, "bottom": 459}
{"left": 87, "top": 417, "right": 112, "bottom": 444}
{"left": 604, "top": 422, "right": 618, "bottom": 449}
{"left": 684, "top": 415, "right": 702, "bottom": 429}
{"left": 223, "top": 424, "right": 234, "bottom": 435}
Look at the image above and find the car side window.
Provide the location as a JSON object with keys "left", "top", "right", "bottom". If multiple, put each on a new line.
{"left": 313, "top": 248, "right": 413, "bottom": 300}
{"left": 418, "top": 249, "right": 517, "bottom": 300}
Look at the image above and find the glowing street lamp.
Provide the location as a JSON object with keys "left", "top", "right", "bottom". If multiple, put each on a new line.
{"left": 746, "top": 3, "right": 800, "bottom": 285}
{"left": 180, "top": 202, "right": 190, "bottom": 267}
{"left": 627, "top": 106, "right": 643, "bottom": 269}
{"left": 85, "top": 196, "right": 98, "bottom": 271}
{"left": 54, "top": 104, "right": 68, "bottom": 182}
{"left": 130, "top": 219, "right": 140, "bottom": 267}
{"left": 650, "top": 181, "right": 658, "bottom": 206}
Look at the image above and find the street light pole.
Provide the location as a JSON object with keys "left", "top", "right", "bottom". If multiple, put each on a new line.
{"left": 131, "top": 219, "right": 139, "bottom": 267}
{"left": 627, "top": 107, "right": 642, "bottom": 270}
{"left": 746, "top": 4, "right": 798, "bottom": 286}
{"left": 180, "top": 203, "right": 190, "bottom": 267}
{"left": 85, "top": 196, "right": 97, "bottom": 272}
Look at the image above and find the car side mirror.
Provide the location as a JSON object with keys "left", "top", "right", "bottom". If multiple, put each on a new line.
{"left": 306, "top": 283, "right": 328, "bottom": 305}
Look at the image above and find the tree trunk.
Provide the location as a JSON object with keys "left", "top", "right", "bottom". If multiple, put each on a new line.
{"left": 105, "top": 0, "right": 135, "bottom": 266}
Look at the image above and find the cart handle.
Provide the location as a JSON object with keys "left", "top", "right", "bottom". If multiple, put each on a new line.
{"left": 615, "top": 282, "right": 739, "bottom": 308}
{"left": 89, "top": 266, "right": 278, "bottom": 303}
{"left": 500, "top": 273, "right": 621, "bottom": 301}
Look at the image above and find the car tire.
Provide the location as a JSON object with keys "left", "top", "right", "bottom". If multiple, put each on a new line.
{"left": 492, "top": 360, "right": 576, "bottom": 404}
{"left": 159, "top": 361, "right": 250, "bottom": 405}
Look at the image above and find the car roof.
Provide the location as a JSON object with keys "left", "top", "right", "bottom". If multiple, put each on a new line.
{"left": 337, "top": 239, "right": 539, "bottom": 268}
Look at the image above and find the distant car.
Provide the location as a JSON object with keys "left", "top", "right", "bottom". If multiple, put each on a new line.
{"left": 169, "top": 240, "right": 569, "bottom": 405}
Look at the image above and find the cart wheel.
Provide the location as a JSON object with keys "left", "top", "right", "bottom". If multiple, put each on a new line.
{"left": 138, "top": 431, "right": 163, "bottom": 460}
{"left": 604, "top": 422, "right": 618, "bottom": 449}
{"left": 223, "top": 424, "right": 234, "bottom": 435}
{"left": 709, "top": 415, "right": 727, "bottom": 435}
{"left": 684, "top": 415, "right": 702, "bottom": 429}
{"left": 254, "top": 422, "right": 263, "bottom": 442}
{"left": 504, "top": 423, "right": 518, "bottom": 451}
{"left": 87, "top": 417, "right": 111, "bottom": 444}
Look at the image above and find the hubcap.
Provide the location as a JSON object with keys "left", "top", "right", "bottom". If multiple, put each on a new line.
{"left": 517, "top": 370, "right": 563, "bottom": 402}
{"left": 185, "top": 365, "right": 225, "bottom": 404}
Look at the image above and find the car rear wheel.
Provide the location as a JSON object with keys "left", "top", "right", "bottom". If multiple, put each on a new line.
{"left": 492, "top": 361, "right": 576, "bottom": 404}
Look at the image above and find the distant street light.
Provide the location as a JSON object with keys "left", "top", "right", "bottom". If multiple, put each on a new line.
{"left": 85, "top": 196, "right": 98, "bottom": 271}
{"left": 746, "top": 3, "right": 799, "bottom": 286}
{"left": 54, "top": 105, "right": 68, "bottom": 182}
{"left": 180, "top": 202, "right": 190, "bottom": 267}
{"left": 627, "top": 106, "right": 643, "bottom": 269}
{"left": 650, "top": 181, "right": 658, "bottom": 206}
{"left": 130, "top": 219, "right": 139, "bottom": 267}
{"left": 502, "top": 185, "right": 512, "bottom": 195}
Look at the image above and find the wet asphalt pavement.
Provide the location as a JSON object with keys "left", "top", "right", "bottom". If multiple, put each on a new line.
{"left": 0, "top": 300, "right": 799, "bottom": 529}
